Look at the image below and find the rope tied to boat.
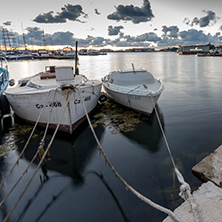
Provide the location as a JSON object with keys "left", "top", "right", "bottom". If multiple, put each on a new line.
{"left": 0, "top": 88, "right": 58, "bottom": 190}
{"left": 77, "top": 88, "right": 180, "bottom": 222}
{"left": 3, "top": 91, "right": 71, "bottom": 222}
{"left": 151, "top": 98, "right": 201, "bottom": 222}
{"left": 0, "top": 89, "right": 60, "bottom": 211}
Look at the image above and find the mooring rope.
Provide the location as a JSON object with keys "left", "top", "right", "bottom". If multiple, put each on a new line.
{"left": 151, "top": 97, "right": 201, "bottom": 222}
{"left": 77, "top": 89, "right": 180, "bottom": 222}
{"left": 0, "top": 88, "right": 57, "bottom": 190}
{"left": 0, "top": 89, "right": 58, "bottom": 209}
{"left": 3, "top": 90, "right": 71, "bottom": 222}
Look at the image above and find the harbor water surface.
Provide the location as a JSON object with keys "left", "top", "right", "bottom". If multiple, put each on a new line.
{"left": 0, "top": 52, "right": 222, "bottom": 222}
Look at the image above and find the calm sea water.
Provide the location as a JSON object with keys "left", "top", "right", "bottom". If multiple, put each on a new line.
{"left": 0, "top": 52, "right": 222, "bottom": 222}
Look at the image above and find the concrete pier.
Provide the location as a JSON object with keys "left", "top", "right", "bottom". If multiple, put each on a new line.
{"left": 192, "top": 145, "right": 222, "bottom": 187}
{"left": 163, "top": 181, "right": 222, "bottom": 222}
{"left": 164, "top": 144, "right": 222, "bottom": 221}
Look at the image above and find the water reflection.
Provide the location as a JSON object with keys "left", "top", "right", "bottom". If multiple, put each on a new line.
{"left": 0, "top": 121, "right": 105, "bottom": 221}
{"left": 16, "top": 122, "right": 105, "bottom": 185}
{"left": 93, "top": 99, "right": 164, "bottom": 153}
{"left": 88, "top": 171, "right": 130, "bottom": 222}
{"left": 121, "top": 106, "right": 164, "bottom": 152}
{"left": 15, "top": 175, "right": 68, "bottom": 222}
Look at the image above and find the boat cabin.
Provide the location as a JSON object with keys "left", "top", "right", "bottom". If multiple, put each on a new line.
{"left": 40, "top": 66, "right": 74, "bottom": 81}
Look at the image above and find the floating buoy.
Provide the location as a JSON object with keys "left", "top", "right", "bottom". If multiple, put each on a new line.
{"left": 0, "top": 95, "right": 10, "bottom": 115}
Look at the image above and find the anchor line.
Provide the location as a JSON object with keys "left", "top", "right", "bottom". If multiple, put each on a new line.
{"left": 0, "top": 89, "right": 58, "bottom": 209}
{"left": 150, "top": 97, "right": 201, "bottom": 222}
{"left": 3, "top": 91, "right": 71, "bottom": 222}
{"left": 0, "top": 88, "right": 57, "bottom": 190}
{"left": 77, "top": 88, "right": 180, "bottom": 222}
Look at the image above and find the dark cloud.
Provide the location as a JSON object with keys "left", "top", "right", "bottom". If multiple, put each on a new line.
{"left": 179, "top": 29, "right": 210, "bottom": 42}
{"left": 122, "top": 32, "right": 161, "bottom": 43}
{"left": 77, "top": 35, "right": 110, "bottom": 47}
{"left": 51, "top": 31, "right": 75, "bottom": 45}
{"left": 107, "top": 0, "right": 154, "bottom": 24}
{"left": 183, "top": 18, "right": 190, "bottom": 26}
{"left": 95, "top": 9, "right": 101, "bottom": 15}
{"left": 108, "top": 25, "right": 124, "bottom": 36}
{"left": 184, "top": 10, "right": 218, "bottom": 28}
{"left": 26, "top": 27, "right": 44, "bottom": 45}
{"left": 159, "top": 29, "right": 222, "bottom": 47}
{"left": 2, "top": 24, "right": 222, "bottom": 49}
{"left": 33, "top": 4, "right": 88, "bottom": 23}
{"left": 162, "top": 25, "right": 179, "bottom": 37}
{"left": 3, "top": 21, "right": 11, "bottom": 26}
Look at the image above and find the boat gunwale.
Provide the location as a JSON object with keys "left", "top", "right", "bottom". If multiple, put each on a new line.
{"left": 102, "top": 81, "right": 164, "bottom": 96}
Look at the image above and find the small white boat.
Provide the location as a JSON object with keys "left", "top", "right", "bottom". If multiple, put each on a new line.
{"left": 5, "top": 65, "right": 102, "bottom": 134}
{"left": 102, "top": 65, "right": 164, "bottom": 114}
{"left": 87, "top": 49, "right": 100, "bottom": 56}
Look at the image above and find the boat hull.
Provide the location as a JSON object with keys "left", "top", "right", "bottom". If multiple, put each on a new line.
{"left": 6, "top": 84, "right": 102, "bottom": 134}
{"left": 103, "top": 85, "right": 161, "bottom": 114}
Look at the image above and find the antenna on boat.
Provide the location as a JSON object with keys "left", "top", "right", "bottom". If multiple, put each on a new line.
{"left": 21, "top": 23, "right": 27, "bottom": 50}
{"left": 75, "top": 41, "right": 79, "bottom": 76}
{"left": 132, "top": 63, "right": 135, "bottom": 73}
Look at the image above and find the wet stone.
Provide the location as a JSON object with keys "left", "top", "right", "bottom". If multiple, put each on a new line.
{"left": 163, "top": 181, "right": 222, "bottom": 222}
{"left": 192, "top": 145, "right": 222, "bottom": 187}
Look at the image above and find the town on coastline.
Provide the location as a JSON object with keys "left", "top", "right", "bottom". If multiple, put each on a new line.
{"left": 0, "top": 43, "right": 221, "bottom": 60}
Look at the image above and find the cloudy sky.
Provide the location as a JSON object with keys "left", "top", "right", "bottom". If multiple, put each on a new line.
{"left": 1, "top": 0, "right": 222, "bottom": 48}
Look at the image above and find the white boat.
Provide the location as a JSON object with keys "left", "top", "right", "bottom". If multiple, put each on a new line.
{"left": 102, "top": 65, "right": 164, "bottom": 114}
{"left": 87, "top": 49, "right": 100, "bottom": 56}
{"left": 5, "top": 65, "right": 102, "bottom": 134}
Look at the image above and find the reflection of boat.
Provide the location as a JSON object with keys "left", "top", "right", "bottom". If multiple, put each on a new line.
{"left": 17, "top": 124, "right": 104, "bottom": 184}
{"left": 5, "top": 64, "right": 102, "bottom": 134}
{"left": 121, "top": 106, "right": 164, "bottom": 152}
{"left": 102, "top": 65, "right": 164, "bottom": 114}
{"left": 1, "top": 123, "right": 104, "bottom": 221}
{"left": 90, "top": 171, "right": 129, "bottom": 222}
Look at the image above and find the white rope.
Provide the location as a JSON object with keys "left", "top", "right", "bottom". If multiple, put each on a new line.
{"left": 77, "top": 88, "right": 180, "bottom": 222}
{"left": 0, "top": 89, "right": 56, "bottom": 190}
{"left": 151, "top": 98, "right": 201, "bottom": 222}
{"left": 0, "top": 89, "right": 57, "bottom": 209}
{"left": 3, "top": 91, "right": 71, "bottom": 222}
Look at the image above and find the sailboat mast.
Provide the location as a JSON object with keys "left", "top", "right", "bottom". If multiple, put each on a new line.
{"left": 42, "top": 28, "right": 46, "bottom": 49}
{"left": 2, "top": 28, "right": 7, "bottom": 50}
{"left": 21, "top": 23, "right": 27, "bottom": 50}
{"left": 6, "top": 29, "right": 11, "bottom": 49}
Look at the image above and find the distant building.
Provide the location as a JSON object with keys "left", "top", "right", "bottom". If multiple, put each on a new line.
{"left": 178, "top": 44, "right": 214, "bottom": 55}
